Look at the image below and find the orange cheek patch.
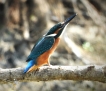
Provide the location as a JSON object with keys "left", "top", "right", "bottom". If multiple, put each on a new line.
{"left": 54, "top": 29, "right": 60, "bottom": 34}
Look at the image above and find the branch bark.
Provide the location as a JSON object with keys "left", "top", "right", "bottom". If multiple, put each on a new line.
{"left": 0, "top": 65, "right": 106, "bottom": 84}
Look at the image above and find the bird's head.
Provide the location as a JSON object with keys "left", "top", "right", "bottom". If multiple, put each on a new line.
{"left": 45, "top": 14, "right": 77, "bottom": 38}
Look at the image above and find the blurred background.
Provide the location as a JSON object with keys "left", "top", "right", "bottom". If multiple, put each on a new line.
{"left": 0, "top": 0, "right": 106, "bottom": 91}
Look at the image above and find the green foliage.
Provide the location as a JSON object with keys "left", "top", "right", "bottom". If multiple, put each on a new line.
{"left": 82, "top": 42, "right": 94, "bottom": 52}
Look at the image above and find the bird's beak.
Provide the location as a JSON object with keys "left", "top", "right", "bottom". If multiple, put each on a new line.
{"left": 62, "top": 13, "right": 77, "bottom": 27}
{"left": 54, "top": 13, "right": 77, "bottom": 38}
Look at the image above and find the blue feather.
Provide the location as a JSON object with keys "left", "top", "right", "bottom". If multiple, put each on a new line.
{"left": 23, "top": 60, "right": 36, "bottom": 73}
{"left": 26, "top": 37, "right": 54, "bottom": 62}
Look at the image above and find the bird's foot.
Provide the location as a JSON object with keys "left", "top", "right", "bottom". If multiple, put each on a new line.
{"left": 27, "top": 65, "right": 39, "bottom": 73}
{"left": 27, "top": 68, "right": 39, "bottom": 73}
{"left": 48, "top": 63, "right": 52, "bottom": 67}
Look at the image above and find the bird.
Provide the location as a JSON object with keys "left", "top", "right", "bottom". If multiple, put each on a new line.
{"left": 24, "top": 14, "right": 77, "bottom": 73}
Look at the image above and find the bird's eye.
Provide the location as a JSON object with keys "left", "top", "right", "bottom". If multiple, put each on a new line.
{"left": 59, "top": 24, "right": 63, "bottom": 28}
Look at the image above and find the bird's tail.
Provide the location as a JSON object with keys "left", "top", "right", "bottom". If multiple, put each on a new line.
{"left": 23, "top": 60, "right": 35, "bottom": 73}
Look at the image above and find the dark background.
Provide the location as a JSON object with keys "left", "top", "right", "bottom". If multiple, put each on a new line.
{"left": 0, "top": 0, "right": 106, "bottom": 91}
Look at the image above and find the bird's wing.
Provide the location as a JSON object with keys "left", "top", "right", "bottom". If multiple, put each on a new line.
{"left": 26, "top": 36, "right": 55, "bottom": 62}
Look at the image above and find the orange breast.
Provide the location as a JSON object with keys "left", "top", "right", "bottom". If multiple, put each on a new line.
{"left": 36, "top": 38, "right": 60, "bottom": 66}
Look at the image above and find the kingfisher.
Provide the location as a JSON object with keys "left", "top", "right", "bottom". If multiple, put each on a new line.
{"left": 24, "top": 14, "right": 77, "bottom": 73}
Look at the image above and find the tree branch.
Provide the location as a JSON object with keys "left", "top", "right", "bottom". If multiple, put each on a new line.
{"left": 0, "top": 65, "right": 106, "bottom": 84}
